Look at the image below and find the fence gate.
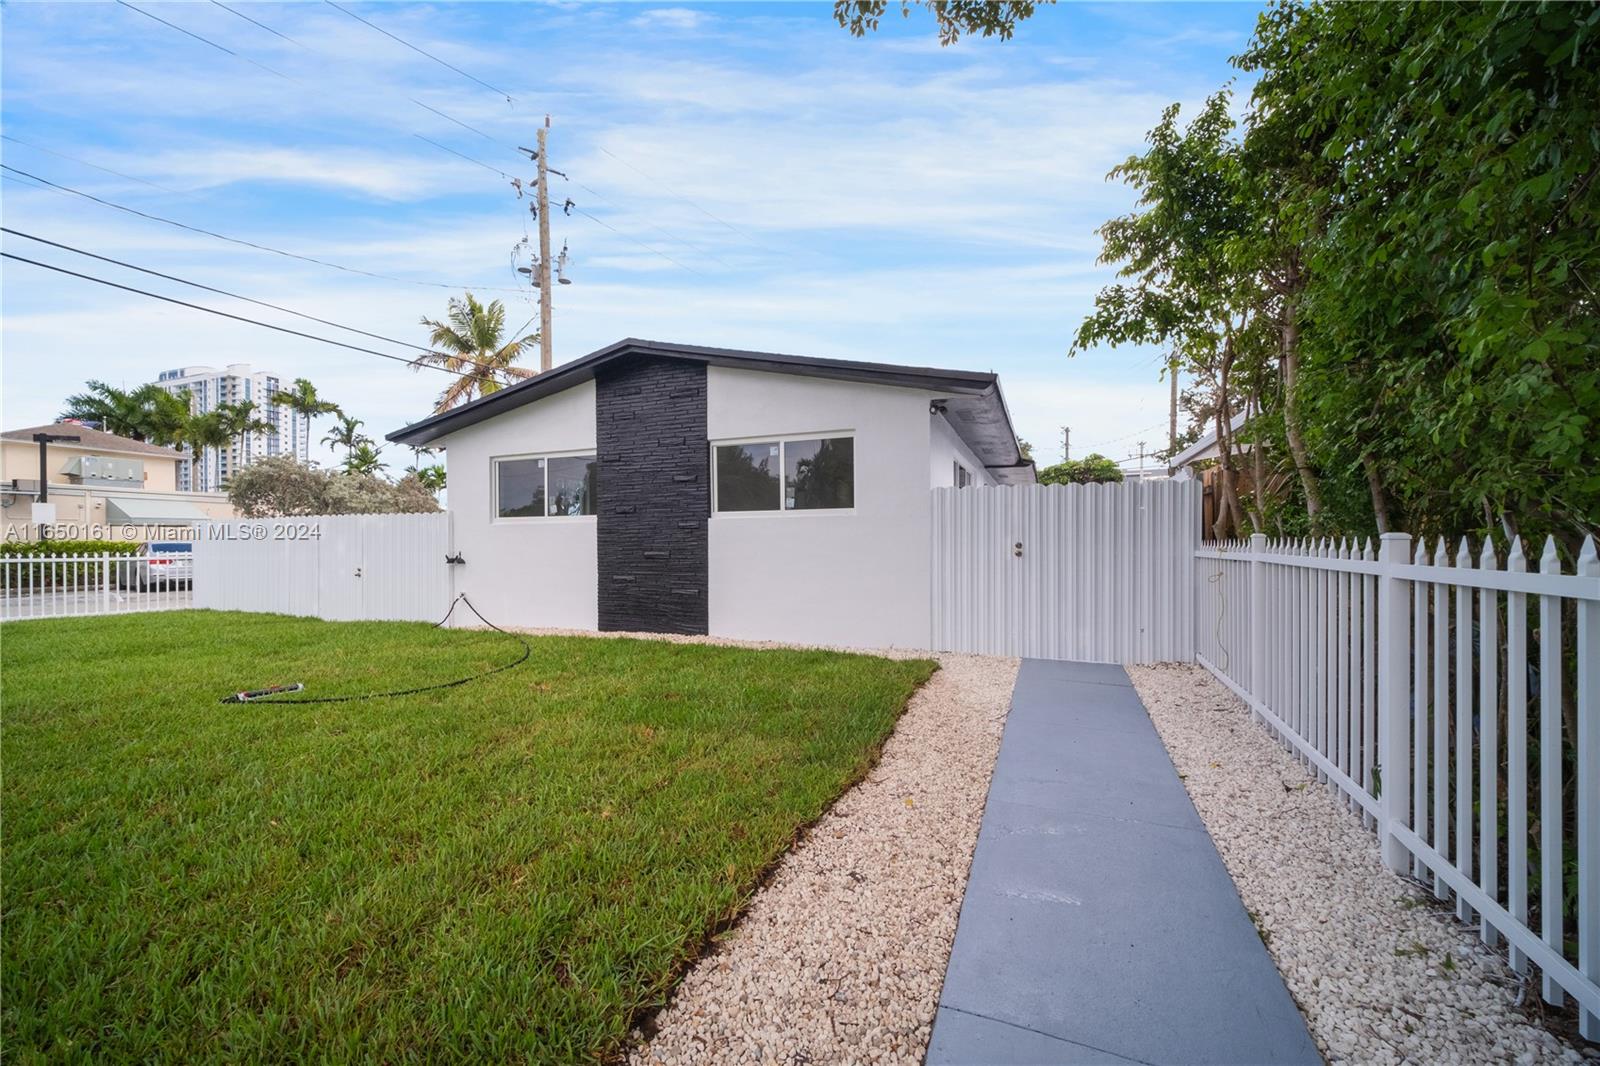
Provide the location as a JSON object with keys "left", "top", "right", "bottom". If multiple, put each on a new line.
{"left": 930, "top": 480, "right": 1198, "bottom": 663}
{"left": 192, "top": 513, "right": 450, "bottom": 622}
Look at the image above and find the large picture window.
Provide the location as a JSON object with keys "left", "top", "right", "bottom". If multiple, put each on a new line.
{"left": 495, "top": 454, "right": 597, "bottom": 518}
{"left": 714, "top": 435, "right": 853, "bottom": 513}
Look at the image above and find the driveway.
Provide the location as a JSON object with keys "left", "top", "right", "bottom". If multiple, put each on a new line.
{"left": 1, "top": 587, "right": 192, "bottom": 621}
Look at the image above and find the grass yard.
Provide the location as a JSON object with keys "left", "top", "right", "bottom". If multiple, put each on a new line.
{"left": 0, "top": 611, "right": 935, "bottom": 1063}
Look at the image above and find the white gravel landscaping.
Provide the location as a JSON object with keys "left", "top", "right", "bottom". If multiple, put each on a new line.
{"left": 626, "top": 651, "right": 1018, "bottom": 1066}
{"left": 1129, "top": 662, "right": 1597, "bottom": 1066}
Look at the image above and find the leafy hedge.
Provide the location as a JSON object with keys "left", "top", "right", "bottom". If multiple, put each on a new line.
{"left": 1, "top": 540, "right": 142, "bottom": 557}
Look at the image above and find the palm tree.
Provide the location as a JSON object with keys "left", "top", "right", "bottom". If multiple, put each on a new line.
{"left": 136, "top": 385, "right": 194, "bottom": 448}
{"left": 415, "top": 292, "right": 537, "bottom": 412}
{"left": 271, "top": 378, "right": 341, "bottom": 459}
{"left": 214, "top": 401, "right": 273, "bottom": 486}
{"left": 344, "top": 442, "right": 387, "bottom": 477}
{"left": 60, "top": 381, "right": 150, "bottom": 438}
{"left": 322, "top": 413, "right": 369, "bottom": 460}
{"left": 182, "top": 410, "right": 233, "bottom": 491}
{"left": 407, "top": 463, "right": 446, "bottom": 494}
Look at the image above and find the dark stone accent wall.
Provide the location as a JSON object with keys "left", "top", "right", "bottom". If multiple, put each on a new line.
{"left": 595, "top": 357, "right": 709, "bottom": 634}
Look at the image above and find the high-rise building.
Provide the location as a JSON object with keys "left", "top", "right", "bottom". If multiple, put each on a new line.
{"left": 153, "top": 364, "right": 310, "bottom": 491}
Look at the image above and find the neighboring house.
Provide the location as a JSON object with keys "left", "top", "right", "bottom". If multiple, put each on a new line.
{"left": 389, "top": 338, "right": 1035, "bottom": 648}
{"left": 1167, "top": 410, "right": 1250, "bottom": 479}
{"left": 154, "top": 364, "right": 310, "bottom": 491}
{"left": 1168, "top": 411, "right": 1257, "bottom": 539}
{"left": 1, "top": 422, "right": 235, "bottom": 541}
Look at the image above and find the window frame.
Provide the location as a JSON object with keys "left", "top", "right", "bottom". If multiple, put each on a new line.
{"left": 709, "top": 431, "right": 857, "bottom": 517}
{"left": 491, "top": 448, "right": 599, "bottom": 523}
{"left": 953, "top": 460, "right": 974, "bottom": 489}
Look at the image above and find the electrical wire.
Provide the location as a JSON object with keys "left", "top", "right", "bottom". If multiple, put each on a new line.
{"left": 220, "top": 593, "right": 530, "bottom": 704}
{"left": 117, "top": 0, "right": 291, "bottom": 80}
{"left": 0, "top": 251, "right": 499, "bottom": 379}
{"left": 594, "top": 145, "right": 763, "bottom": 247}
{"left": 412, "top": 135, "right": 513, "bottom": 179}
{"left": 324, "top": 0, "right": 515, "bottom": 102}
{"left": 1, "top": 227, "right": 449, "bottom": 357}
{"left": 2, "top": 164, "right": 526, "bottom": 293}
{"left": 565, "top": 201, "right": 703, "bottom": 276}
{"left": 0, "top": 134, "right": 180, "bottom": 195}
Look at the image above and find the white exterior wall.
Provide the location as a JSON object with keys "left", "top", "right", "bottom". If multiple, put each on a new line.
{"left": 706, "top": 366, "right": 935, "bottom": 649}
{"left": 436, "top": 382, "right": 598, "bottom": 630}
{"left": 929, "top": 412, "right": 998, "bottom": 488}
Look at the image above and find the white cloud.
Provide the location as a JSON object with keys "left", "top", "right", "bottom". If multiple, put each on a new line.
{"left": 630, "top": 8, "right": 711, "bottom": 32}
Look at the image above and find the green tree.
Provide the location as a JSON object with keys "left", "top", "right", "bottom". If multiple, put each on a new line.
{"left": 1037, "top": 453, "right": 1124, "bottom": 485}
{"left": 344, "top": 442, "right": 387, "bottom": 477}
{"left": 271, "top": 378, "right": 341, "bottom": 456}
{"left": 415, "top": 293, "right": 537, "bottom": 412}
{"left": 1073, "top": 91, "right": 1270, "bottom": 538}
{"left": 835, "top": 1, "right": 1041, "bottom": 45}
{"left": 321, "top": 413, "right": 369, "bottom": 460}
{"left": 1237, "top": 0, "right": 1600, "bottom": 545}
{"left": 407, "top": 463, "right": 446, "bottom": 495}
{"left": 226, "top": 455, "right": 439, "bottom": 517}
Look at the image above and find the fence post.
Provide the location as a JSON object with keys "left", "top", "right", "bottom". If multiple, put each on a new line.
{"left": 1378, "top": 531, "right": 1413, "bottom": 874}
{"left": 1248, "top": 533, "right": 1267, "bottom": 711}
{"left": 101, "top": 551, "right": 111, "bottom": 613}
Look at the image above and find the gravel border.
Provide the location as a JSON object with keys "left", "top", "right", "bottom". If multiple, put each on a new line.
{"left": 612, "top": 650, "right": 1019, "bottom": 1066}
{"left": 1129, "top": 662, "right": 1597, "bottom": 1066}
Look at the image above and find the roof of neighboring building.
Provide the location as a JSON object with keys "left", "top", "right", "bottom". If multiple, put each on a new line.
{"left": 1, "top": 422, "right": 184, "bottom": 459}
{"left": 1167, "top": 411, "right": 1250, "bottom": 471}
{"left": 388, "top": 338, "right": 1037, "bottom": 483}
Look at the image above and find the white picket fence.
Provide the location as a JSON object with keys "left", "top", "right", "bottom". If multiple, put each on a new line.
{"left": 192, "top": 514, "right": 451, "bottom": 622}
{"left": 0, "top": 552, "right": 194, "bottom": 621}
{"left": 931, "top": 479, "right": 1198, "bottom": 663}
{"left": 1195, "top": 532, "right": 1600, "bottom": 1037}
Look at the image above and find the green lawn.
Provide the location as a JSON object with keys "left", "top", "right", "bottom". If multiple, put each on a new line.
{"left": 0, "top": 611, "right": 935, "bottom": 1063}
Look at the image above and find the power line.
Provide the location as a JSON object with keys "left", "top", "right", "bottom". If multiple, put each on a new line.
{"left": 2, "top": 164, "right": 526, "bottom": 294}
{"left": 1, "top": 251, "right": 504, "bottom": 381}
{"left": 561, "top": 174, "right": 732, "bottom": 269}
{"left": 564, "top": 201, "right": 704, "bottom": 276}
{"left": 407, "top": 98, "right": 505, "bottom": 145}
{"left": 324, "top": 0, "right": 515, "bottom": 102}
{"left": 3, "top": 227, "right": 445, "bottom": 357}
{"left": 207, "top": 1, "right": 521, "bottom": 174}
{"left": 412, "top": 135, "right": 513, "bottom": 180}
{"left": 0, "top": 134, "right": 180, "bottom": 195}
{"left": 210, "top": 0, "right": 299, "bottom": 45}
{"left": 117, "top": 0, "right": 290, "bottom": 81}
{"left": 594, "top": 145, "right": 765, "bottom": 248}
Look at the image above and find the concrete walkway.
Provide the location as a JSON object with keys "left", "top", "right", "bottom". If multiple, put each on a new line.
{"left": 927, "top": 660, "right": 1321, "bottom": 1066}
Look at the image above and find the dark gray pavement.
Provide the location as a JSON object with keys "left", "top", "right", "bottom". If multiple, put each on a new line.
{"left": 926, "top": 659, "right": 1322, "bottom": 1066}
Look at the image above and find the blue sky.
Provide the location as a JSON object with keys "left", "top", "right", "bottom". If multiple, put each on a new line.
{"left": 1, "top": 1, "right": 1262, "bottom": 471}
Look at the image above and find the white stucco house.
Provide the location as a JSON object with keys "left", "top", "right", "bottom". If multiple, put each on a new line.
{"left": 388, "top": 339, "right": 1034, "bottom": 649}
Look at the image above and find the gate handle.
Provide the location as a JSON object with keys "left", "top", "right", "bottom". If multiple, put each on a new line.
{"left": 1013, "top": 542, "right": 1023, "bottom": 557}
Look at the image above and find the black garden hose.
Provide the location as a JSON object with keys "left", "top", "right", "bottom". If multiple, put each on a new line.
{"left": 219, "top": 594, "right": 530, "bottom": 704}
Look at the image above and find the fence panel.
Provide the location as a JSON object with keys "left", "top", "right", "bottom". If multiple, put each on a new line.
{"left": 1196, "top": 531, "right": 1600, "bottom": 1037}
{"left": 192, "top": 514, "right": 450, "bottom": 623}
{"left": 930, "top": 479, "right": 1197, "bottom": 664}
{"left": 1, "top": 552, "right": 193, "bottom": 621}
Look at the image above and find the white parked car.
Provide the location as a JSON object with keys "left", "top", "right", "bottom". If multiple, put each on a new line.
{"left": 117, "top": 541, "right": 193, "bottom": 590}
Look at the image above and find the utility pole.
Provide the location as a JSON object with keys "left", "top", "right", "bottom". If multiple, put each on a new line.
{"left": 1061, "top": 426, "right": 1071, "bottom": 463}
{"left": 1168, "top": 356, "right": 1179, "bottom": 457}
{"left": 535, "top": 116, "right": 553, "bottom": 372}
{"left": 1137, "top": 440, "right": 1147, "bottom": 479}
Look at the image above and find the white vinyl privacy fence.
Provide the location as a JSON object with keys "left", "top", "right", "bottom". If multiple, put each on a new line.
{"left": 1195, "top": 532, "right": 1600, "bottom": 1037}
{"left": 192, "top": 514, "right": 450, "bottom": 622}
{"left": 931, "top": 479, "right": 1198, "bottom": 663}
{"left": 1, "top": 552, "right": 192, "bottom": 620}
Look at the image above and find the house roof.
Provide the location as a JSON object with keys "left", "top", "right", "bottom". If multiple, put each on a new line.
{"left": 1, "top": 422, "right": 184, "bottom": 459}
{"left": 388, "top": 338, "right": 1037, "bottom": 483}
{"left": 1167, "top": 411, "right": 1249, "bottom": 471}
